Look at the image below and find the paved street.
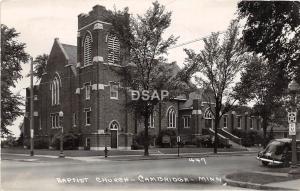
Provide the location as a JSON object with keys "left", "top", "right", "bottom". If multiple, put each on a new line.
{"left": 1, "top": 153, "right": 261, "bottom": 191}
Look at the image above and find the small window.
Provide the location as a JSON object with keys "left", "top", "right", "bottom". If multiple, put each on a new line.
{"left": 110, "top": 83, "right": 119, "bottom": 99}
{"left": 51, "top": 113, "right": 59, "bottom": 128}
{"left": 250, "top": 117, "right": 253, "bottom": 129}
{"left": 51, "top": 114, "right": 54, "bottom": 128}
{"left": 39, "top": 118, "right": 42, "bottom": 130}
{"left": 73, "top": 112, "right": 77, "bottom": 127}
{"left": 183, "top": 116, "right": 190, "bottom": 128}
{"left": 85, "top": 83, "right": 91, "bottom": 100}
{"left": 55, "top": 114, "right": 59, "bottom": 128}
{"left": 84, "top": 108, "right": 91, "bottom": 126}
{"left": 237, "top": 116, "right": 242, "bottom": 129}
{"left": 148, "top": 113, "right": 155, "bottom": 128}
{"left": 223, "top": 115, "right": 228, "bottom": 128}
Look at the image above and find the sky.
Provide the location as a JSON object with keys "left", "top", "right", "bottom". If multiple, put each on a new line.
{"left": 1, "top": 0, "right": 239, "bottom": 137}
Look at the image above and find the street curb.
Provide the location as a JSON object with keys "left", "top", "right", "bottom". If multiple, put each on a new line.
{"left": 100, "top": 151, "right": 258, "bottom": 161}
{"left": 222, "top": 175, "right": 297, "bottom": 190}
{"left": 2, "top": 151, "right": 258, "bottom": 162}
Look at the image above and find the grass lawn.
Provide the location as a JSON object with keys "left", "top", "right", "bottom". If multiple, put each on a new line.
{"left": 226, "top": 172, "right": 298, "bottom": 185}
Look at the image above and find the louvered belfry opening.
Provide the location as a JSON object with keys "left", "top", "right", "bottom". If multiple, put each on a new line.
{"left": 107, "top": 34, "right": 120, "bottom": 64}
{"left": 84, "top": 33, "right": 92, "bottom": 66}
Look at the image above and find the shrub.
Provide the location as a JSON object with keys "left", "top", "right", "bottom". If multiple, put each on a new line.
{"left": 50, "top": 133, "right": 79, "bottom": 150}
{"left": 191, "top": 135, "right": 213, "bottom": 148}
{"left": 232, "top": 129, "right": 263, "bottom": 147}
{"left": 1, "top": 135, "right": 18, "bottom": 148}
{"left": 131, "top": 138, "right": 144, "bottom": 150}
{"left": 34, "top": 139, "right": 49, "bottom": 149}
{"left": 156, "top": 129, "right": 177, "bottom": 147}
{"left": 131, "top": 130, "right": 156, "bottom": 149}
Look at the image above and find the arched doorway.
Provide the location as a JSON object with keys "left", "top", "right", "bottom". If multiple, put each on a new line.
{"left": 204, "top": 109, "right": 214, "bottom": 129}
{"left": 109, "top": 120, "right": 119, "bottom": 148}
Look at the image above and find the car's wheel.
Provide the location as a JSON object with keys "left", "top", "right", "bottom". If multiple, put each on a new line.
{"left": 262, "top": 161, "right": 269, "bottom": 166}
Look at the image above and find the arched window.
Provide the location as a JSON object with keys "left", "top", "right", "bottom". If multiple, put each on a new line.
{"left": 51, "top": 76, "right": 60, "bottom": 105}
{"left": 53, "top": 79, "right": 57, "bottom": 105}
{"left": 109, "top": 120, "right": 119, "bottom": 130}
{"left": 83, "top": 33, "right": 92, "bottom": 66}
{"left": 204, "top": 108, "right": 213, "bottom": 129}
{"left": 55, "top": 77, "right": 60, "bottom": 104}
{"left": 204, "top": 109, "right": 213, "bottom": 119}
{"left": 50, "top": 83, "right": 54, "bottom": 105}
{"left": 148, "top": 113, "right": 155, "bottom": 128}
{"left": 107, "top": 34, "right": 120, "bottom": 64}
{"left": 167, "top": 107, "right": 176, "bottom": 128}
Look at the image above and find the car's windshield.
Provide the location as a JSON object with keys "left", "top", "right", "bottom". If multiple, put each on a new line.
{"left": 264, "top": 140, "right": 286, "bottom": 154}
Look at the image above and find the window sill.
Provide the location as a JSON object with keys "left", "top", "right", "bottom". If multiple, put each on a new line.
{"left": 183, "top": 127, "right": 190, "bottom": 129}
{"left": 110, "top": 97, "right": 119, "bottom": 100}
{"left": 167, "top": 127, "right": 176, "bottom": 129}
{"left": 85, "top": 124, "right": 91, "bottom": 127}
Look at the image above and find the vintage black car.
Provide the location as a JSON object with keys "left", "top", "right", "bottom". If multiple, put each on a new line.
{"left": 257, "top": 138, "right": 300, "bottom": 166}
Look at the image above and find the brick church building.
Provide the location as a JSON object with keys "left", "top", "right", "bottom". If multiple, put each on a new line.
{"left": 23, "top": 5, "right": 262, "bottom": 150}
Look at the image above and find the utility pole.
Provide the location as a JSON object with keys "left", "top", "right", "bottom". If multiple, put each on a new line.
{"left": 96, "top": 60, "right": 99, "bottom": 151}
{"left": 30, "top": 57, "right": 34, "bottom": 156}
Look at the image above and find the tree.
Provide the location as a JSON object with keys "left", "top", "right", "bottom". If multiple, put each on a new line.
{"left": 1, "top": 24, "right": 29, "bottom": 137}
{"left": 238, "top": 1, "right": 300, "bottom": 86}
{"left": 184, "top": 21, "right": 246, "bottom": 153}
{"left": 236, "top": 1, "right": 300, "bottom": 145}
{"left": 234, "top": 55, "right": 284, "bottom": 144}
{"left": 110, "top": 1, "right": 178, "bottom": 156}
{"left": 26, "top": 54, "right": 49, "bottom": 81}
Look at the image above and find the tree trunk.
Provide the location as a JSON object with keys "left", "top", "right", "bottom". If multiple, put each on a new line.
{"left": 159, "top": 101, "right": 162, "bottom": 133}
{"left": 214, "top": 114, "right": 220, "bottom": 154}
{"left": 262, "top": 117, "right": 268, "bottom": 147}
{"left": 214, "top": 101, "right": 221, "bottom": 154}
{"left": 144, "top": 114, "right": 149, "bottom": 156}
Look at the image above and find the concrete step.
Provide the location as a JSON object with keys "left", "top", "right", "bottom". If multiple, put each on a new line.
{"left": 228, "top": 140, "right": 245, "bottom": 149}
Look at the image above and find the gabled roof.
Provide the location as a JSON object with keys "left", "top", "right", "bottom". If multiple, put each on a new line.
{"left": 179, "top": 89, "right": 204, "bottom": 109}
{"left": 61, "top": 44, "right": 77, "bottom": 66}
{"left": 50, "top": 39, "right": 78, "bottom": 76}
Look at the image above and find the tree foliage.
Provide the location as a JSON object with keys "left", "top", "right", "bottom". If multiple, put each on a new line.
{"left": 1, "top": 24, "right": 29, "bottom": 137}
{"left": 109, "top": 1, "right": 179, "bottom": 156}
{"left": 238, "top": 1, "right": 300, "bottom": 81}
{"left": 184, "top": 21, "right": 247, "bottom": 153}
{"left": 236, "top": 1, "right": 300, "bottom": 143}
{"left": 234, "top": 55, "right": 284, "bottom": 141}
{"left": 26, "top": 54, "right": 49, "bottom": 81}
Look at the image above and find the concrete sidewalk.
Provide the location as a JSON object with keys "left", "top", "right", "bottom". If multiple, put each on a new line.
{"left": 265, "top": 179, "right": 300, "bottom": 190}
{"left": 1, "top": 146, "right": 254, "bottom": 158}
{"left": 2, "top": 150, "right": 258, "bottom": 163}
